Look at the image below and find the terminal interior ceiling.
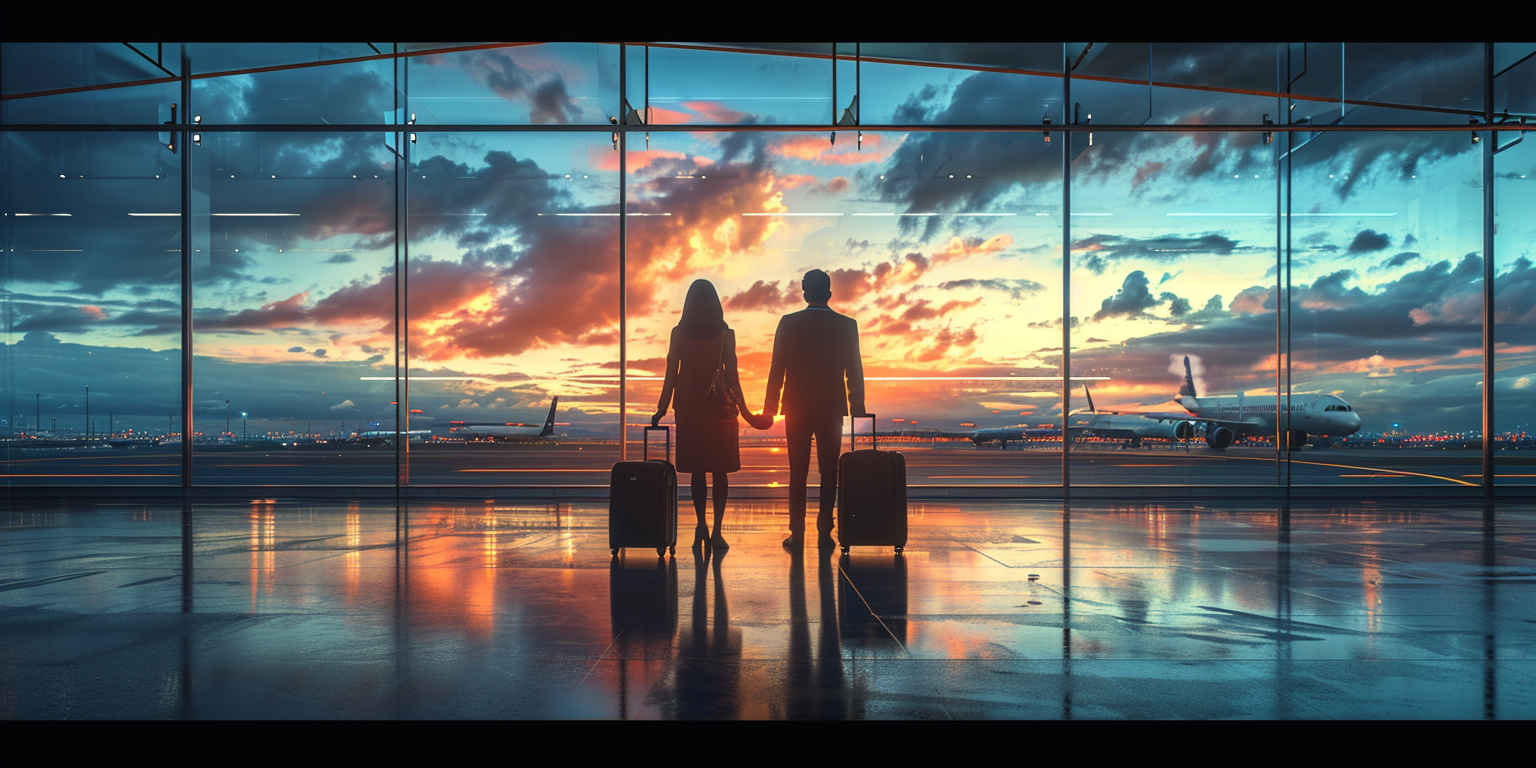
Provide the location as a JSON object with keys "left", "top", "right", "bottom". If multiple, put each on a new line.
{"left": 3, "top": 42, "right": 1536, "bottom": 494}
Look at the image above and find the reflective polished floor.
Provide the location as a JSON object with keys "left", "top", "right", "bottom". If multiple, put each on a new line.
{"left": 2, "top": 498, "right": 1534, "bottom": 719}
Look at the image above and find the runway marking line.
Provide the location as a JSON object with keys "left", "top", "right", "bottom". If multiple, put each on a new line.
{"left": 928, "top": 475, "right": 1032, "bottom": 479}
{"left": 3, "top": 474, "right": 171, "bottom": 478}
{"left": 1207, "top": 454, "right": 1475, "bottom": 486}
{"left": 456, "top": 469, "right": 609, "bottom": 473}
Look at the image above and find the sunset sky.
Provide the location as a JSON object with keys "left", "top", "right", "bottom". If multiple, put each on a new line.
{"left": 4, "top": 42, "right": 1535, "bottom": 442}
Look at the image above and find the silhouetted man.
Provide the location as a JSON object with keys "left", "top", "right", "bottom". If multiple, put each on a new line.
{"left": 764, "top": 269, "right": 867, "bottom": 550}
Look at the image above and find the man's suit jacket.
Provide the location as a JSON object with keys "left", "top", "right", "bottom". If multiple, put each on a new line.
{"left": 765, "top": 306, "right": 865, "bottom": 417}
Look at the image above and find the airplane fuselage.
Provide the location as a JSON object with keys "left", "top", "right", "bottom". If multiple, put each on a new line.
{"left": 1178, "top": 393, "right": 1362, "bottom": 438}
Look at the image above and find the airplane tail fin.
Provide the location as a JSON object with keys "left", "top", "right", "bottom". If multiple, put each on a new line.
{"left": 540, "top": 397, "right": 558, "bottom": 437}
{"left": 1178, "top": 356, "right": 1198, "bottom": 399}
{"left": 1083, "top": 383, "right": 1096, "bottom": 413}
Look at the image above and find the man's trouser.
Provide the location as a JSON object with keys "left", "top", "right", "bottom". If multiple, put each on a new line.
{"left": 786, "top": 414, "right": 843, "bottom": 536}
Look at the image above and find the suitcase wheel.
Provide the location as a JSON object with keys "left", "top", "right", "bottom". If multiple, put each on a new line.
{"left": 611, "top": 548, "right": 618, "bottom": 556}
{"left": 656, "top": 547, "right": 666, "bottom": 557}
{"left": 841, "top": 546, "right": 849, "bottom": 555}
{"left": 669, "top": 545, "right": 676, "bottom": 555}
{"left": 895, "top": 546, "right": 904, "bottom": 554}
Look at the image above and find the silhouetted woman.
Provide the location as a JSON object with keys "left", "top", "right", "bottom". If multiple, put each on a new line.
{"left": 652, "top": 280, "right": 772, "bottom": 550}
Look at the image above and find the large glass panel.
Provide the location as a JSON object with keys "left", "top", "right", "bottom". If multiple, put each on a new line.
{"left": 1493, "top": 67, "right": 1536, "bottom": 484}
{"left": 403, "top": 132, "right": 620, "bottom": 486}
{"left": 1, "top": 44, "right": 179, "bottom": 126}
{"left": 849, "top": 44, "right": 1065, "bottom": 127}
{"left": 1287, "top": 129, "right": 1483, "bottom": 487}
{"left": 1068, "top": 129, "right": 1281, "bottom": 487}
{"left": 192, "top": 58, "right": 394, "bottom": 126}
{"left": 1072, "top": 43, "right": 1280, "bottom": 127}
{"left": 189, "top": 131, "right": 397, "bottom": 485}
{"left": 641, "top": 46, "right": 833, "bottom": 126}
{"left": 407, "top": 44, "right": 614, "bottom": 126}
{"left": 627, "top": 129, "right": 1064, "bottom": 489}
{"left": 2, "top": 131, "right": 182, "bottom": 486}
{"left": 183, "top": 43, "right": 381, "bottom": 77}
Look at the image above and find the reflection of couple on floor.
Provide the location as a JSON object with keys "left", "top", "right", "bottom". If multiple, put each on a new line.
{"left": 652, "top": 269, "right": 867, "bottom": 552}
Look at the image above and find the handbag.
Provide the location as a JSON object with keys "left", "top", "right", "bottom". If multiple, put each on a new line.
{"left": 703, "top": 332, "right": 740, "bottom": 420}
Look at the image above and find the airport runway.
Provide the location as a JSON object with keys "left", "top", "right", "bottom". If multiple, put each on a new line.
{"left": 4, "top": 440, "right": 1528, "bottom": 489}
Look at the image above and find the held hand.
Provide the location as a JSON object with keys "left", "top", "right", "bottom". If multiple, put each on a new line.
{"left": 651, "top": 410, "right": 664, "bottom": 428}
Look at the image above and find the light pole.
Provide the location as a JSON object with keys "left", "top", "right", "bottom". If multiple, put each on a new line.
{"left": 242, "top": 412, "right": 247, "bottom": 442}
{"left": 85, "top": 385, "right": 90, "bottom": 438}
{"left": 225, "top": 400, "right": 230, "bottom": 438}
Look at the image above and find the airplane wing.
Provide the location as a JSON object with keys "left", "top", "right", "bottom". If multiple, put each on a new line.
{"left": 1141, "top": 411, "right": 1263, "bottom": 431}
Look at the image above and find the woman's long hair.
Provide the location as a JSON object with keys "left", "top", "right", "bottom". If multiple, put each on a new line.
{"left": 678, "top": 279, "right": 728, "bottom": 340}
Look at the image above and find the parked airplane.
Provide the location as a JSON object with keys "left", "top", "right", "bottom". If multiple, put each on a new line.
{"left": 448, "top": 398, "right": 559, "bottom": 441}
{"left": 1066, "top": 384, "right": 1193, "bottom": 449}
{"left": 1144, "top": 357, "right": 1363, "bottom": 450}
{"left": 352, "top": 427, "right": 434, "bottom": 446}
{"left": 969, "top": 423, "right": 1063, "bottom": 449}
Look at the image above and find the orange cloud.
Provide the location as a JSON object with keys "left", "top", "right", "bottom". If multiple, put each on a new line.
{"left": 770, "top": 133, "right": 890, "bottom": 166}
{"left": 679, "top": 101, "right": 748, "bottom": 124}
{"left": 645, "top": 105, "right": 695, "bottom": 124}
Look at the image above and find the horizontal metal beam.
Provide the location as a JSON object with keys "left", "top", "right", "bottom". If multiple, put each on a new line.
{"left": 3, "top": 122, "right": 1533, "bottom": 134}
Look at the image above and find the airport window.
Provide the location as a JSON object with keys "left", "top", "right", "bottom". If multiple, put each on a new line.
{"left": 2, "top": 42, "right": 1531, "bottom": 495}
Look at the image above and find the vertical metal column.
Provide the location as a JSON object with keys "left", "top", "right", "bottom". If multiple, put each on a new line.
{"left": 1483, "top": 42, "right": 1496, "bottom": 499}
{"left": 619, "top": 44, "right": 628, "bottom": 462}
{"left": 180, "top": 50, "right": 193, "bottom": 489}
{"left": 396, "top": 43, "right": 407, "bottom": 495}
{"left": 1061, "top": 45, "right": 1072, "bottom": 496}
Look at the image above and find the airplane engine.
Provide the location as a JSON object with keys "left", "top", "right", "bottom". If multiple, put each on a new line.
{"left": 1286, "top": 430, "right": 1308, "bottom": 449}
{"left": 1205, "top": 427, "right": 1233, "bottom": 451}
{"left": 1174, "top": 421, "right": 1196, "bottom": 440}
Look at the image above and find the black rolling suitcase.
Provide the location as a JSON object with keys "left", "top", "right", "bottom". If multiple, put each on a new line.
{"left": 836, "top": 414, "right": 908, "bottom": 554}
{"left": 609, "top": 426, "right": 678, "bottom": 557}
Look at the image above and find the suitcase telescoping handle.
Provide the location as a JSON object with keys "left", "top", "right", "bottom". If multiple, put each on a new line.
{"left": 848, "top": 413, "right": 877, "bottom": 453}
{"left": 644, "top": 425, "right": 671, "bottom": 463}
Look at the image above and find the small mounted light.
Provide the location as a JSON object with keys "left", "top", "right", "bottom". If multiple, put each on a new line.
{"left": 193, "top": 115, "right": 201, "bottom": 124}
{"left": 857, "top": 131, "right": 863, "bottom": 151}
{"left": 192, "top": 133, "right": 201, "bottom": 145}
{"left": 1043, "top": 114, "right": 1051, "bottom": 144}
{"left": 1262, "top": 114, "right": 1273, "bottom": 145}
{"left": 409, "top": 133, "right": 416, "bottom": 144}
{"left": 1471, "top": 117, "right": 1482, "bottom": 144}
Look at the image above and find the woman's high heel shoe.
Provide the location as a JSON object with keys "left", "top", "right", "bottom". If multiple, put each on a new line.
{"left": 692, "top": 524, "right": 710, "bottom": 550}
{"left": 709, "top": 533, "right": 729, "bottom": 551}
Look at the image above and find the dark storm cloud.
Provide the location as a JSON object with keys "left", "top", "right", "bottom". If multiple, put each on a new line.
{"left": 1346, "top": 229, "right": 1392, "bottom": 255}
{"left": 9, "top": 304, "right": 108, "bottom": 334}
{"left": 937, "top": 278, "right": 1047, "bottom": 300}
{"left": 194, "top": 61, "right": 393, "bottom": 125}
{"left": 287, "top": 346, "right": 306, "bottom": 353}
{"left": 1092, "top": 271, "right": 1159, "bottom": 321}
{"left": 1296, "top": 130, "right": 1472, "bottom": 200}
{"left": 1162, "top": 293, "right": 1193, "bottom": 317}
{"left": 450, "top": 49, "right": 584, "bottom": 124}
{"left": 1074, "top": 234, "right": 1243, "bottom": 275}
{"left": 325, "top": 253, "right": 356, "bottom": 264}
{"left": 1376, "top": 251, "right": 1421, "bottom": 271}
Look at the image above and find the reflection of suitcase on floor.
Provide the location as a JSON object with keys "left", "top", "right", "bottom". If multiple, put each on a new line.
{"left": 839, "top": 553, "right": 909, "bottom": 647}
{"left": 609, "top": 426, "right": 677, "bottom": 557}
{"left": 837, "top": 414, "right": 907, "bottom": 554}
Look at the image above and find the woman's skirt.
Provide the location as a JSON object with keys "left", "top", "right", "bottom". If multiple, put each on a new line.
{"left": 674, "top": 416, "right": 741, "bottom": 474}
